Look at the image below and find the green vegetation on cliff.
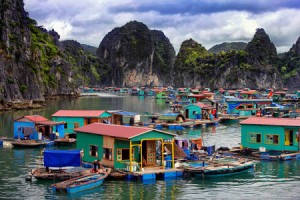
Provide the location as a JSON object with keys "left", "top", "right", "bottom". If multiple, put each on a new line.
{"left": 209, "top": 42, "right": 247, "bottom": 54}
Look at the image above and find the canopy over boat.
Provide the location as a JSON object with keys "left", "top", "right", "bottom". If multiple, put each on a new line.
{"left": 44, "top": 149, "right": 81, "bottom": 167}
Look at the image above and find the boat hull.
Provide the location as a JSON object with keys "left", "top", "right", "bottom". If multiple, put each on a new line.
{"left": 194, "top": 163, "right": 254, "bottom": 177}
{"left": 52, "top": 168, "right": 111, "bottom": 194}
{"left": 66, "top": 176, "right": 105, "bottom": 193}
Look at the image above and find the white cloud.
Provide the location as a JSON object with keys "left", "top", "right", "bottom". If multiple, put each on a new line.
{"left": 24, "top": 0, "right": 300, "bottom": 53}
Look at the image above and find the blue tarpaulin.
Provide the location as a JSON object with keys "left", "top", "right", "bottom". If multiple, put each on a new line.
{"left": 270, "top": 103, "right": 285, "bottom": 110}
{"left": 227, "top": 103, "right": 242, "bottom": 114}
{"left": 57, "top": 124, "right": 64, "bottom": 138}
{"left": 44, "top": 149, "right": 81, "bottom": 167}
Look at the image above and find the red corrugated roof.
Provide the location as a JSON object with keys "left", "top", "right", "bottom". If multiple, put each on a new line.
{"left": 194, "top": 103, "right": 211, "bottom": 109}
{"left": 240, "top": 117, "right": 300, "bottom": 126}
{"left": 52, "top": 110, "right": 107, "bottom": 117}
{"left": 24, "top": 115, "right": 48, "bottom": 122}
{"left": 75, "top": 123, "right": 174, "bottom": 139}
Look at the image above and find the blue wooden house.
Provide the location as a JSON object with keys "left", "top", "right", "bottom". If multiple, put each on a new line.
{"left": 52, "top": 110, "right": 112, "bottom": 134}
{"left": 111, "top": 111, "right": 140, "bottom": 126}
{"left": 240, "top": 117, "right": 300, "bottom": 152}
{"left": 14, "top": 115, "right": 64, "bottom": 140}
{"left": 226, "top": 99, "right": 273, "bottom": 116}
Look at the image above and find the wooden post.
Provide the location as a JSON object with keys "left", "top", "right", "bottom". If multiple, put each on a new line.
{"left": 129, "top": 141, "right": 132, "bottom": 172}
{"left": 172, "top": 139, "right": 175, "bottom": 168}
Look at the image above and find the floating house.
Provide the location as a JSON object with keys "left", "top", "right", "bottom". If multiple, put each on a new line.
{"left": 158, "top": 113, "right": 185, "bottom": 123}
{"left": 184, "top": 103, "right": 213, "bottom": 120}
{"left": 273, "top": 91, "right": 287, "bottom": 101}
{"left": 130, "top": 87, "right": 139, "bottom": 96}
{"left": 52, "top": 110, "right": 112, "bottom": 135}
{"left": 14, "top": 115, "right": 65, "bottom": 140}
{"left": 137, "top": 89, "right": 145, "bottom": 96}
{"left": 111, "top": 111, "right": 140, "bottom": 126}
{"left": 75, "top": 123, "right": 178, "bottom": 175}
{"left": 201, "top": 91, "right": 214, "bottom": 100}
{"left": 226, "top": 99, "right": 273, "bottom": 117}
{"left": 240, "top": 90, "right": 259, "bottom": 99}
{"left": 188, "top": 94, "right": 205, "bottom": 103}
{"left": 240, "top": 117, "right": 300, "bottom": 152}
{"left": 119, "top": 88, "right": 129, "bottom": 93}
{"left": 155, "top": 92, "right": 167, "bottom": 99}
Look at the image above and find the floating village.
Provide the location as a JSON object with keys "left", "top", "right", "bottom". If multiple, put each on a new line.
{"left": 0, "top": 86, "right": 300, "bottom": 194}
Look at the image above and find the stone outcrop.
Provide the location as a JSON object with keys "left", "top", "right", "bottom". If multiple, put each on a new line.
{"left": 174, "top": 29, "right": 283, "bottom": 89}
{"left": 97, "top": 21, "right": 176, "bottom": 87}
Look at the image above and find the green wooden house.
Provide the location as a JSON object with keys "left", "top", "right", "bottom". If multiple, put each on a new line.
{"left": 155, "top": 92, "right": 167, "bottom": 99}
{"left": 240, "top": 117, "right": 300, "bottom": 152}
{"left": 52, "top": 110, "right": 112, "bottom": 134}
{"left": 75, "top": 123, "right": 176, "bottom": 172}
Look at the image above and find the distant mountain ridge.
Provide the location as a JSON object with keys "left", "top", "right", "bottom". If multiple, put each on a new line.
{"left": 209, "top": 42, "right": 247, "bottom": 53}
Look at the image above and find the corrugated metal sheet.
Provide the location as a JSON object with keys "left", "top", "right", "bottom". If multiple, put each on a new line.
{"left": 75, "top": 123, "right": 174, "bottom": 139}
{"left": 194, "top": 103, "right": 211, "bottom": 109}
{"left": 113, "top": 111, "right": 138, "bottom": 116}
{"left": 24, "top": 115, "right": 48, "bottom": 122}
{"left": 240, "top": 117, "right": 300, "bottom": 127}
{"left": 52, "top": 110, "right": 107, "bottom": 117}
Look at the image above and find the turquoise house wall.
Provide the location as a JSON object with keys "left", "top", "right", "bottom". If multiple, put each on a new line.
{"left": 76, "top": 132, "right": 103, "bottom": 162}
{"left": 184, "top": 105, "right": 201, "bottom": 119}
{"left": 52, "top": 116, "right": 84, "bottom": 134}
{"left": 100, "top": 112, "right": 112, "bottom": 118}
{"left": 131, "top": 130, "right": 174, "bottom": 142}
{"left": 241, "top": 124, "right": 299, "bottom": 151}
{"left": 114, "top": 139, "right": 130, "bottom": 169}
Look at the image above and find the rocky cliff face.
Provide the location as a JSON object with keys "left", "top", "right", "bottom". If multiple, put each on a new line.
{"left": 174, "top": 29, "right": 283, "bottom": 89}
{"left": 97, "top": 21, "right": 175, "bottom": 87}
{"left": 0, "top": 0, "right": 100, "bottom": 109}
{"left": 279, "top": 36, "right": 300, "bottom": 90}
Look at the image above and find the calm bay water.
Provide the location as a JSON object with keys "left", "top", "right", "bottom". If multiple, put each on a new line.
{"left": 0, "top": 94, "right": 299, "bottom": 199}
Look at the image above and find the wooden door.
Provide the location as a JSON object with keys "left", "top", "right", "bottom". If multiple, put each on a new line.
{"left": 285, "top": 130, "right": 290, "bottom": 146}
{"left": 146, "top": 141, "right": 156, "bottom": 166}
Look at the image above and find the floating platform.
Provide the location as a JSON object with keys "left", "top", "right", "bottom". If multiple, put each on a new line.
{"left": 123, "top": 167, "right": 184, "bottom": 181}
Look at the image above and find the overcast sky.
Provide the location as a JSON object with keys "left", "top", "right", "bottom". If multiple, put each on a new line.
{"left": 24, "top": 0, "right": 300, "bottom": 53}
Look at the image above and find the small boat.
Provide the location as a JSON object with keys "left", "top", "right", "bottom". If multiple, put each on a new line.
{"left": 30, "top": 167, "right": 92, "bottom": 181}
{"left": 54, "top": 138, "right": 76, "bottom": 146}
{"left": 11, "top": 139, "right": 46, "bottom": 148}
{"left": 28, "top": 149, "right": 85, "bottom": 181}
{"left": 51, "top": 168, "right": 111, "bottom": 194}
{"left": 184, "top": 159, "right": 255, "bottom": 177}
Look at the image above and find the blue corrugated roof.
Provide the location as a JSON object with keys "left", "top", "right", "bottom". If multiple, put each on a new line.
{"left": 114, "top": 111, "right": 139, "bottom": 116}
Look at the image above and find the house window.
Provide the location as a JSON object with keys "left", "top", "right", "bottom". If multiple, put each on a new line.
{"left": 74, "top": 122, "right": 79, "bottom": 128}
{"left": 265, "top": 134, "right": 279, "bottom": 145}
{"left": 103, "top": 148, "right": 112, "bottom": 161}
{"left": 249, "top": 133, "right": 261, "bottom": 143}
{"left": 116, "top": 148, "right": 134, "bottom": 161}
{"left": 64, "top": 123, "right": 68, "bottom": 129}
{"left": 90, "top": 145, "right": 98, "bottom": 157}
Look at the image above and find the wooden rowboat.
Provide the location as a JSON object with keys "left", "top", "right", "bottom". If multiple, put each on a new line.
{"left": 184, "top": 160, "right": 255, "bottom": 177}
{"left": 54, "top": 138, "right": 76, "bottom": 146}
{"left": 11, "top": 140, "right": 46, "bottom": 148}
{"left": 52, "top": 168, "right": 111, "bottom": 194}
{"left": 30, "top": 167, "right": 93, "bottom": 181}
